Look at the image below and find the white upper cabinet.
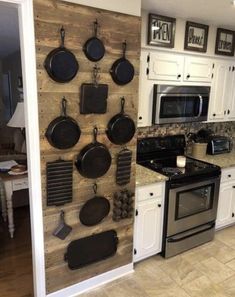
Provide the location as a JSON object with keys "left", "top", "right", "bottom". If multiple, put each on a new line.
{"left": 208, "top": 61, "right": 235, "bottom": 122}
{"left": 148, "top": 52, "right": 184, "bottom": 81}
{"left": 209, "top": 61, "right": 230, "bottom": 121}
{"left": 226, "top": 66, "right": 235, "bottom": 121}
{"left": 183, "top": 56, "right": 214, "bottom": 83}
{"left": 147, "top": 52, "right": 213, "bottom": 84}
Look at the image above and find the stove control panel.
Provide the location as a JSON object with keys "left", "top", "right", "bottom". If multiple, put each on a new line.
{"left": 137, "top": 135, "right": 186, "bottom": 154}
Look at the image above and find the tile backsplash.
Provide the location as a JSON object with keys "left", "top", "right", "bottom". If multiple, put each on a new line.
{"left": 137, "top": 121, "right": 235, "bottom": 144}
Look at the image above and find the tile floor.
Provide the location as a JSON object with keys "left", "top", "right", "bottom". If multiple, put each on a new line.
{"left": 80, "top": 225, "right": 235, "bottom": 297}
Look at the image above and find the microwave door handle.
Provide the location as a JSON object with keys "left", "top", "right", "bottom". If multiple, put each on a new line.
{"left": 197, "top": 95, "right": 203, "bottom": 117}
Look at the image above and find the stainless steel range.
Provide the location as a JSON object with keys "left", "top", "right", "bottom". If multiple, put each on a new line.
{"left": 137, "top": 135, "right": 221, "bottom": 258}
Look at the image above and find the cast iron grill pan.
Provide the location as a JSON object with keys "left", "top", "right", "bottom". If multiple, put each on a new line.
{"left": 80, "top": 83, "right": 108, "bottom": 114}
{"left": 64, "top": 230, "right": 118, "bottom": 269}
{"left": 47, "top": 160, "right": 73, "bottom": 206}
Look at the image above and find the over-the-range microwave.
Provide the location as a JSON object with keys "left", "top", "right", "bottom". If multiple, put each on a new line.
{"left": 152, "top": 85, "right": 210, "bottom": 124}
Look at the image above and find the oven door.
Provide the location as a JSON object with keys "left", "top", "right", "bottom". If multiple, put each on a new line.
{"left": 167, "top": 176, "right": 220, "bottom": 237}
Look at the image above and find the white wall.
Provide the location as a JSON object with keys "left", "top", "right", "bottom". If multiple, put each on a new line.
{"left": 141, "top": 10, "right": 226, "bottom": 57}
{"left": 62, "top": 0, "right": 141, "bottom": 16}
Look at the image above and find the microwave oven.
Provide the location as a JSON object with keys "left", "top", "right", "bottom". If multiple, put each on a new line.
{"left": 152, "top": 85, "right": 210, "bottom": 124}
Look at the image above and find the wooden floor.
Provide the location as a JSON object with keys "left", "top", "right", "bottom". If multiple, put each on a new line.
{"left": 0, "top": 207, "right": 33, "bottom": 297}
{"left": 80, "top": 225, "right": 235, "bottom": 297}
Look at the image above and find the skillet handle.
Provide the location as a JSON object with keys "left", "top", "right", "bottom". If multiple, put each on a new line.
{"left": 122, "top": 41, "right": 127, "bottom": 58}
{"left": 93, "top": 183, "right": 98, "bottom": 194}
{"left": 94, "top": 19, "right": 98, "bottom": 37}
{"left": 93, "top": 127, "right": 98, "bottom": 143}
{"left": 60, "top": 27, "right": 65, "bottom": 47}
{"left": 120, "top": 97, "right": 125, "bottom": 113}
{"left": 61, "top": 97, "right": 67, "bottom": 117}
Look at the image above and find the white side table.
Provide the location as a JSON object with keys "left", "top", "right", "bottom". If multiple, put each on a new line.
{"left": 0, "top": 173, "right": 28, "bottom": 238}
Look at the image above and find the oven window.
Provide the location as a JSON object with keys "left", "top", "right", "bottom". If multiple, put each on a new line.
{"left": 175, "top": 184, "right": 214, "bottom": 220}
{"left": 160, "top": 96, "right": 200, "bottom": 118}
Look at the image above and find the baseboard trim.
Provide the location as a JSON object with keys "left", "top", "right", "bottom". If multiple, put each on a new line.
{"left": 47, "top": 263, "right": 134, "bottom": 297}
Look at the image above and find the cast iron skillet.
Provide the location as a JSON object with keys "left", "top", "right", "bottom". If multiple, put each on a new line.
{"left": 75, "top": 127, "right": 112, "bottom": 178}
{"left": 45, "top": 97, "right": 81, "bottom": 149}
{"left": 83, "top": 19, "right": 105, "bottom": 62}
{"left": 106, "top": 97, "right": 135, "bottom": 145}
{"left": 44, "top": 27, "right": 79, "bottom": 83}
{"left": 79, "top": 183, "right": 110, "bottom": 226}
{"left": 110, "top": 41, "right": 134, "bottom": 85}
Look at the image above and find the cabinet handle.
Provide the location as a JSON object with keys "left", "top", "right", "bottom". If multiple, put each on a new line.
{"left": 135, "top": 209, "right": 138, "bottom": 216}
{"left": 186, "top": 74, "right": 190, "bottom": 79}
{"left": 149, "top": 193, "right": 153, "bottom": 196}
{"left": 158, "top": 204, "right": 162, "bottom": 208}
{"left": 233, "top": 186, "right": 235, "bottom": 188}
{"left": 213, "top": 113, "right": 216, "bottom": 117}
{"left": 138, "top": 116, "right": 142, "bottom": 120}
{"left": 228, "top": 174, "right": 232, "bottom": 178}
{"left": 233, "top": 66, "right": 235, "bottom": 72}
{"left": 224, "top": 110, "right": 227, "bottom": 115}
{"left": 232, "top": 213, "right": 235, "bottom": 218}
{"left": 228, "top": 110, "right": 230, "bottom": 115}
{"left": 177, "top": 74, "right": 181, "bottom": 79}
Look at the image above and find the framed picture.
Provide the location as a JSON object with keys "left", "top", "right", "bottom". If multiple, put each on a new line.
{"left": 215, "top": 28, "right": 235, "bottom": 56}
{"left": 148, "top": 13, "right": 176, "bottom": 48}
{"left": 184, "top": 21, "right": 209, "bottom": 53}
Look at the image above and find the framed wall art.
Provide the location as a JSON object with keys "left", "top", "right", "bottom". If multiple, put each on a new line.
{"left": 184, "top": 21, "right": 209, "bottom": 53}
{"left": 148, "top": 13, "right": 176, "bottom": 48}
{"left": 215, "top": 28, "right": 235, "bottom": 56}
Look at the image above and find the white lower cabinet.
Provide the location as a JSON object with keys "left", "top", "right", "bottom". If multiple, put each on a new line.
{"left": 216, "top": 168, "right": 235, "bottom": 229}
{"left": 134, "top": 182, "right": 165, "bottom": 262}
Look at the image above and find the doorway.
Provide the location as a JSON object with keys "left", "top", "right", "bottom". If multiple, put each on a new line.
{"left": 0, "top": 0, "right": 45, "bottom": 296}
{"left": 0, "top": 3, "right": 33, "bottom": 297}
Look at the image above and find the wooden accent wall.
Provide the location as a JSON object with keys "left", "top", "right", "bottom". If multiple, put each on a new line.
{"left": 33, "top": 0, "right": 141, "bottom": 293}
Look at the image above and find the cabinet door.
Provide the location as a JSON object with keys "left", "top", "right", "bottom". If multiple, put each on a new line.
{"left": 216, "top": 183, "right": 234, "bottom": 229}
{"left": 137, "top": 51, "right": 152, "bottom": 127}
{"left": 134, "top": 199, "right": 163, "bottom": 262}
{"left": 209, "top": 61, "right": 230, "bottom": 121}
{"left": 226, "top": 66, "right": 235, "bottom": 121}
{"left": 148, "top": 52, "right": 184, "bottom": 81}
{"left": 183, "top": 56, "right": 213, "bottom": 83}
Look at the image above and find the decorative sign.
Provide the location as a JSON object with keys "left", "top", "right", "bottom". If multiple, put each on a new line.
{"left": 148, "top": 14, "right": 176, "bottom": 48}
{"left": 184, "top": 21, "right": 209, "bottom": 53}
{"left": 215, "top": 28, "right": 235, "bottom": 56}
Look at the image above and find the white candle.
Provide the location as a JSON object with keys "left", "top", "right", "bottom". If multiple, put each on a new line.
{"left": 177, "top": 156, "right": 186, "bottom": 168}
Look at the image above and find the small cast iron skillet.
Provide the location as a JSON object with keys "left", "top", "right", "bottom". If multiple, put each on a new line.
{"left": 83, "top": 19, "right": 105, "bottom": 62}
{"left": 44, "top": 27, "right": 79, "bottom": 83}
{"left": 79, "top": 183, "right": 110, "bottom": 226}
{"left": 109, "top": 41, "right": 134, "bottom": 85}
{"left": 45, "top": 97, "right": 81, "bottom": 149}
{"left": 106, "top": 97, "right": 135, "bottom": 145}
{"left": 75, "top": 127, "right": 112, "bottom": 179}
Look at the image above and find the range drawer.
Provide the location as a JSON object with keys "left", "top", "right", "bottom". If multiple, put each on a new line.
{"left": 221, "top": 167, "right": 235, "bottom": 183}
{"left": 136, "top": 182, "right": 164, "bottom": 202}
{"left": 12, "top": 177, "right": 28, "bottom": 191}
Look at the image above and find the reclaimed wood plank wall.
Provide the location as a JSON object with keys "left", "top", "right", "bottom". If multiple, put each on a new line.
{"left": 33, "top": 0, "right": 141, "bottom": 293}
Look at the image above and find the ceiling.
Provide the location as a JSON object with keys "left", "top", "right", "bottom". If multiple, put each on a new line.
{"left": 142, "top": 0, "right": 235, "bottom": 29}
{"left": 0, "top": 3, "right": 20, "bottom": 59}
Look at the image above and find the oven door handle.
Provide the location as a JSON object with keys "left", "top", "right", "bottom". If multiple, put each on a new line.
{"left": 167, "top": 222, "right": 215, "bottom": 243}
{"left": 196, "top": 95, "right": 203, "bottom": 117}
